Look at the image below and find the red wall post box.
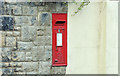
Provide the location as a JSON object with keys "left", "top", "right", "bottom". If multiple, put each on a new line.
{"left": 52, "top": 13, "right": 67, "bottom": 66}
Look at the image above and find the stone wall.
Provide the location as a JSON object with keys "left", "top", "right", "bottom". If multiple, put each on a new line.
{"left": 0, "top": 2, "right": 67, "bottom": 75}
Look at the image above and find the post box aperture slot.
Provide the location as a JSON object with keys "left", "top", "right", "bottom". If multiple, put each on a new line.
{"left": 55, "top": 21, "right": 65, "bottom": 26}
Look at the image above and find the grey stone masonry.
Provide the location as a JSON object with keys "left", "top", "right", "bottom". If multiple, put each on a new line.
{"left": 0, "top": 2, "right": 67, "bottom": 75}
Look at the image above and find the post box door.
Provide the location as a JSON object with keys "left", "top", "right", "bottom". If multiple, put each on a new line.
{"left": 52, "top": 13, "right": 67, "bottom": 66}
{"left": 53, "top": 29, "right": 65, "bottom": 64}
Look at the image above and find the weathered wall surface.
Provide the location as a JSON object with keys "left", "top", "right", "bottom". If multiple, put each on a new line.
{"left": 0, "top": 2, "right": 67, "bottom": 74}
{"left": 67, "top": 2, "right": 118, "bottom": 74}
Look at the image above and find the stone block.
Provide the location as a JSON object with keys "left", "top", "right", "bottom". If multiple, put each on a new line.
{"left": 6, "top": 37, "right": 16, "bottom": 47}
{"left": 14, "top": 16, "right": 21, "bottom": 25}
{"left": 37, "top": 26, "right": 45, "bottom": 31}
{"left": 33, "top": 36, "right": 45, "bottom": 46}
{"left": 17, "top": 42, "right": 34, "bottom": 51}
{"left": 21, "top": 26, "right": 37, "bottom": 42}
{"left": 26, "top": 72, "right": 38, "bottom": 74}
{"left": 11, "top": 62, "right": 22, "bottom": 67}
{"left": 2, "top": 36, "right": 5, "bottom": 47}
{"left": 1, "top": 49, "right": 11, "bottom": 62}
{"left": 1, "top": 31, "right": 6, "bottom": 36}
{"left": 22, "top": 6, "right": 37, "bottom": 15}
{"left": 38, "top": 6, "right": 46, "bottom": 12}
{"left": 45, "top": 46, "right": 52, "bottom": 61}
{"left": 45, "top": 3, "right": 56, "bottom": 12}
{"left": 0, "top": 7, "right": 4, "bottom": 15}
{"left": 11, "top": 52, "right": 18, "bottom": 61}
{"left": 26, "top": 52, "right": 32, "bottom": 61}
{"left": 12, "top": 52, "right": 26, "bottom": 61}
{"left": 31, "top": 46, "right": 38, "bottom": 61}
{"left": 14, "top": 16, "right": 29, "bottom": 25}
{"left": 14, "top": 72, "right": 26, "bottom": 74}
{"left": 51, "top": 67, "right": 66, "bottom": 74}
{"left": 2, "top": 63, "right": 10, "bottom": 68}
{"left": 0, "top": 69, "right": 2, "bottom": 76}
{"left": 37, "top": 30, "right": 44, "bottom": 36}
{"left": 45, "top": 26, "right": 51, "bottom": 36}
{"left": 22, "top": 62, "right": 39, "bottom": 72}
{"left": 37, "top": 46, "right": 45, "bottom": 61}
{"left": 29, "top": 16, "right": 38, "bottom": 26}
{"left": 37, "top": 26, "right": 45, "bottom": 36}
{"left": 39, "top": 12, "right": 50, "bottom": 26}
{"left": 2, "top": 68, "right": 14, "bottom": 74}
{"left": 13, "top": 31, "right": 20, "bottom": 37}
{"left": 2, "top": 56, "right": 11, "bottom": 62}
{"left": 31, "top": 2, "right": 46, "bottom": 6}
{"left": 45, "top": 36, "right": 51, "bottom": 45}
{"left": 0, "top": 32, "right": 2, "bottom": 48}
{"left": 2, "top": 47, "right": 12, "bottom": 52}
{"left": 1, "top": 17, "right": 14, "bottom": 31}
{"left": 0, "top": 17, "right": 3, "bottom": 30}
{"left": 6, "top": 31, "right": 13, "bottom": 36}
{"left": 12, "top": 5, "right": 22, "bottom": 15}
{"left": 56, "top": 2, "right": 68, "bottom": 12}
{"left": 13, "top": 68, "right": 23, "bottom": 72}
{"left": 37, "top": 26, "right": 45, "bottom": 35}
{"left": 14, "top": 26, "right": 21, "bottom": 31}
{"left": 39, "top": 61, "right": 51, "bottom": 74}
{"left": 6, "top": 5, "right": 12, "bottom": 15}
{"left": 17, "top": 52, "right": 26, "bottom": 61}
{"left": 32, "top": 46, "right": 45, "bottom": 61}
{"left": 0, "top": 63, "right": 2, "bottom": 68}
{"left": 17, "top": 37, "right": 21, "bottom": 41}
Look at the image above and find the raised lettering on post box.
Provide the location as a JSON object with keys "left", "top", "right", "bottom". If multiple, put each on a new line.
{"left": 52, "top": 13, "right": 67, "bottom": 66}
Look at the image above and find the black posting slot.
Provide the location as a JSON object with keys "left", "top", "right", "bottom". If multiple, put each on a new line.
{"left": 56, "top": 21, "right": 65, "bottom": 24}
{"left": 55, "top": 21, "right": 65, "bottom": 26}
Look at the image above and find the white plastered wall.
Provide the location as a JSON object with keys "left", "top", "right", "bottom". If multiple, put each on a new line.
{"left": 106, "top": 1, "right": 118, "bottom": 74}
{"left": 67, "top": 1, "right": 118, "bottom": 74}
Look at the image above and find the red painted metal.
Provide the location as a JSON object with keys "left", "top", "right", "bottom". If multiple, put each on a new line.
{"left": 52, "top": 13, "right": 67, "bottom": 66}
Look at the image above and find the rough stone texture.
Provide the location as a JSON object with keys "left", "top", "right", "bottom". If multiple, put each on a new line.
{"left": 14, "top": 16, "right": 29, "bottom": 26}
{"left": 12, "top": 52, "right": 26, "bottom": 61}
{"left": 13, "top": 31, "right": 21, "bottom": 37}
{"left": 17, "top": 42, "right": 34, "bottom": 51}
{"left": 2, "top": 68, "right": 14, "bottom": 74}
{"left": 1, "top": 17, "right": 14, "bottom": 31}
{"left": 32, "top": 46, "right": 45, "bottom": 61}
{"left": 51, "top": 67, "right": 66, "bottom": 74}
{"left": 2, "top": 48, "right": 12, "bottom": 62}
{"left": 6, "top": 31, "right": 13, "bottom": 37}
{"left": 11, "top": 5, "right": 22, "bottom": 15}
{"left": 22, "top": 62, "right": 39, "bottom": 72}
{"left": 39, "top": 12, "right": 50, "bottom": 26}
{"left": 45, "top": 46, "right": 52, "bottom": 61}
{"left": 45, "top": 26, "right": 51, "bottom": 36}
{"left": 34, "top": 36, "right": 46, "bottom": 46}
{"left": 6, "top": 37, "right": 16, "bottom": 47}
{"left": 45, "top": 36, "right": 52, "bottom": 45}
{"left": 39, "top": 62, "right": 51, "bottom": 74}
{"left": 21, "top": 26, "right": 37, "bottom": 42}
{"left": 22, "top": 6, "right": 38, "bottom": 15}
{"left": 0, "top": 2, "right": 67, "bottom": 75}
{"left": 29, "top": 16, "right": 38, "bottom": 26}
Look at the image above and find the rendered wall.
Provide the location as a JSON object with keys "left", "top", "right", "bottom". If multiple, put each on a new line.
{"left": 67, "top": 2, "right": 118, "bottom": 74}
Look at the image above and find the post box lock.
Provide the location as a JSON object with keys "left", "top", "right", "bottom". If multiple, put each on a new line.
{"left": 52, "top": 13, "right": 67, "bottom": 66}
